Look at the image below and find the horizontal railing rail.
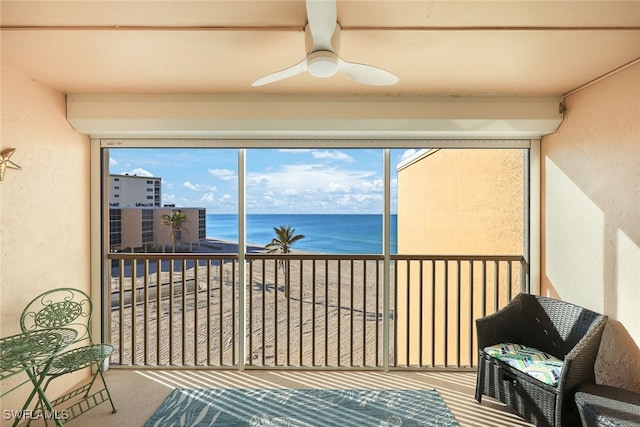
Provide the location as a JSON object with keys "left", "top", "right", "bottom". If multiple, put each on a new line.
{"left": 106, "top": 252, "right": 528, "bottom": 370}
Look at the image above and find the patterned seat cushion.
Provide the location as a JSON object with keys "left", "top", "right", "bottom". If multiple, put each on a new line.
{"left": 484, "top": 343, "right": 564, "bottom": 386}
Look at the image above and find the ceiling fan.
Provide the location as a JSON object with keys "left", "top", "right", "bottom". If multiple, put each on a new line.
{"left": 251, "top": 0, "right": 399, "bottom": 87}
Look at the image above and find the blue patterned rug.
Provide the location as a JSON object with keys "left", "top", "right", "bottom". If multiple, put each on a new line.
{"left": 144, "top": 388, "right": 459, "bottom": 426}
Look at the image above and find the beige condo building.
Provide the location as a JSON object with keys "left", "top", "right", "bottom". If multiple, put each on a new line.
{"left": 108, "top": 174, "right": 205, "bottom": 251}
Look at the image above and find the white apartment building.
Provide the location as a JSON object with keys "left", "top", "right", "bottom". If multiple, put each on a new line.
{"left": 110, "top": 174, "right": 161, "bottom": 207}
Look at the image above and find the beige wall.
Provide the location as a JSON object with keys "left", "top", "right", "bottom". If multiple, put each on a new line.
{"left": 0, "top": 65, "right": 91, "bottom": 407}
{"left": 541, "top": 62, "right": 640, "bottom": 392}
{"left": 121, "top": 208, "right": 145, "bottom": 248}
{"left": 396, "top": 149, "right": 526, "bottom": 366}
{"left": 398, "top": 149, "right": 526, "bottom": 255}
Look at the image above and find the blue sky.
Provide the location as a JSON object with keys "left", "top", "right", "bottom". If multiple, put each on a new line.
{"left": 109, "top": 148, "right": 418, "bottom": 214}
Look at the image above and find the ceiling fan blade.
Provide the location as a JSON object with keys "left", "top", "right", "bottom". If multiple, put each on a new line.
{"left": 337, "top": 59, "right": 400, "bottom": 86}
{"left": 251, "top": 59, "right": 309, "bottom": 86}
{"left": 306, "top": 0, "right": 337, "bottom": 50}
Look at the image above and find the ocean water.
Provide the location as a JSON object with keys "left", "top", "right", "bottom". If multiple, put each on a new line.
{"left": 207, "top": 214, "right": 397, "bottom": 254}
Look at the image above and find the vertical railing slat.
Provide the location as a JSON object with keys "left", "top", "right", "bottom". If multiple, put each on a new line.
{"left": 350, "top": 259, "right": 354, "bottom": 367}
{"left": 443, "top": 259, "right": 449, "bottom": 368}
{"left": 274, "top": 259, "right": 278, "bottom": 366}
{"left": 143, "top": 258, "right": 149, "bottom": 365}
{"left": 418, "top": 260, "right": 423, "bottom": 367}
{"left": 494, "top": 260, "right": 499, "bottom": 313}
{"left": 324, "top": 259, "right": 329, "bottom": 366}
{"left": 118, "top": 259, "right": 125, "bottom": 364}
{"left": 206, "top": 259, "right": 212, "bottom": 366}
{"left": 393, "top": 259, "right": 399, "bottom": 368}
{"left": 232, "top": 260, "right": 236, "bottom": 366}
{"left": 218, "top": 260, "right": 223, "bottom": 366}
{"left": 261, "top": 259, "right": 266, "bottom": 366}
{"left": 405, "top": 260, "right": 410, "bottom": 367}
{"left": 312, "top": 259, "right": 317, "bottom": 367}
{"left": 194, "top": 260, "right": 199, "bottom": 366}
{"left": 362, "top": 260, "right": 367, "bottom": 367}
{"left": 456, "top": 260, "right": 461, "bottom": 368}
{"left": 337, "top": 260, "right": 342, "bottom": 367}
{"left": 156, "top": 259, "right": 161, "bottom": 365}
{"left": 431, "top": 259, "right": 436, "bottom": 367}
{"left": 286, "top": 260, "right": 291, "bottom": 367}
{"left": 168, "top": 259, "right": 175, "bottom": 366}
{"left": 181, "top": 259, "right": 187, "bottom": 365}
{"left": 131, "top": 259, "right": 137, "bottom": 365}
{"left": 299, "top": 259, "right": 303, "bottom": 366}
{"left": 468, "top": 260, "right": 474, "bottom": 367}
{"left": 376, "top": 260, "right": 380, "bottom": 367}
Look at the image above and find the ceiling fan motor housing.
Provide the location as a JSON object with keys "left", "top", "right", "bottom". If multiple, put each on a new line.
{"left": 307, "top": 51, "right": 339, "bottom": 77}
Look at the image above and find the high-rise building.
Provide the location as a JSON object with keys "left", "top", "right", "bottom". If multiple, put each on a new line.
{"left": 109, "top": 174, "right": 161, "bottom": 207}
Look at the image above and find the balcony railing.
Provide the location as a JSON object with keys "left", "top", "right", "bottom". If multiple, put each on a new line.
{"left": 107, "top": 253, "right": 528, "bottom": 369}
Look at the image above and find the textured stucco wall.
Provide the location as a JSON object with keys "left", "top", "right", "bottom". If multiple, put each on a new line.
{"left": 0, "top": 65, "right": 91, "bottom": 407}
{"left": 541, "top": 63, "right": 640, "bottom": 392}
{"left": 398, "top": 149, "right": 526, "bottom": 255}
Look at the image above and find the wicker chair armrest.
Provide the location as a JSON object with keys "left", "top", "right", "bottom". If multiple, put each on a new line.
{"left": 561, "top": 315, "right": 608, "bottom": 391}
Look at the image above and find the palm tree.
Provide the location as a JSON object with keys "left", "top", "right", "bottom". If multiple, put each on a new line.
{"left": 160, "top": 210, "right": 189, "bottom": 252}
{"left": 265, "top": 225, "right": 305, "bottom": 297}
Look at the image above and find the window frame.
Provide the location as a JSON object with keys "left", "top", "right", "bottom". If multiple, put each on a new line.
{"left": 91, "top": 138, "right": 540, "bottom": 348}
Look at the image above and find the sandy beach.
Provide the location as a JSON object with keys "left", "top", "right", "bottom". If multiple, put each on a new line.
{"left": 198, "top": 238, "right": 269, "bottom": 254}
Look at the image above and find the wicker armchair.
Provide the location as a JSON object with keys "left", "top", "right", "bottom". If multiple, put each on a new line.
{"left": 475, "top": 293, "right": 607, "bottom": 427}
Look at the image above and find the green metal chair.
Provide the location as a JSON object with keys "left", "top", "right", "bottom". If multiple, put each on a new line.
{"left": 20, "top": 287, "right": 117, "bottom": 422}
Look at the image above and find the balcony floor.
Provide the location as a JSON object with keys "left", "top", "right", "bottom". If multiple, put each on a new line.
{"left": 63, "top": 369, "right": 534, "bottom": 427}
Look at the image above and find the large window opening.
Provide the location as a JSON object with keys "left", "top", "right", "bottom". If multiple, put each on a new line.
{"left": 102, "top": 141, "right": 532, "bottom": 369}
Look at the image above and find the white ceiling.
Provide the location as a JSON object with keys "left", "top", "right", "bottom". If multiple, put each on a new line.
{"left": 2, "top": 1, "right": 639, "bottom": 97}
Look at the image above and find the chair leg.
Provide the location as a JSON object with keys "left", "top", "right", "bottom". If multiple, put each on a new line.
{"left": 98, "top": 368, "right": 117, "bottom": 413}
{"left": 83, "top": 369, "right": 101, "bottom": 398}
{"left": 28, "top": 377, "right": 55, "bottom": 427}
{"left": 475, "top": 351, "right": 485, "bottom": 403}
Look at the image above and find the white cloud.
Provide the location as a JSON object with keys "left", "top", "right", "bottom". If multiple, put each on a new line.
{"left": 400, "top": 149, "right": 418, "bottom": 161}
{"left": 325, "top": 182, "right": 350, "bottom": 193}
{"left": 183, "top": 181, "right": 199, "bottom": 191}
{"left": 120, "top": 168, "right": 154, "bottom": 177}
{"left": 208, "top": 169, "right": 236, "bottom": 181}
{"left": 278, "top": 149, "right": 312, "bottom": 154}
{"left": 312, "top": 150, "right": 355, "bottom": 162}
{"left": 183, "top": 181, "right": 217, "bottom": 192}
{"left": 246, "top": 163, "right": 382, "bottom": 213}
{"left": 283, "top": 188, "right": 299, "bottom": 196}
{"left": 109, "top": 157, "right": 118, "bottom": 166}
{"left": 199, "top": 192, "right": 216, "bottom": 204}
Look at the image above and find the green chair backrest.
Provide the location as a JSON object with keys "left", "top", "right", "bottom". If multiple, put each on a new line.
{"left": 20, "top": 287, "right": 95, "bottom": 344}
